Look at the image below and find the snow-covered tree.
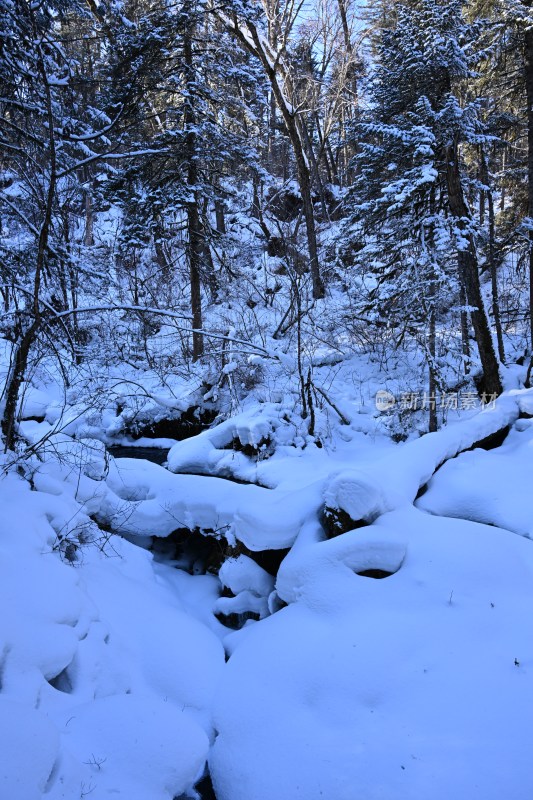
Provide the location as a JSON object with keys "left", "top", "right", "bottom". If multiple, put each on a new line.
{"left": 344, "top": 0, "right": 502, "bottom": 404}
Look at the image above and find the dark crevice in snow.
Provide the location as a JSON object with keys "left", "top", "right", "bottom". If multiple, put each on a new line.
{"left": 194, "top": 769, "right": 218, "bottom": 800}
{"left": 356, "top": 568, "right": 395, "bottom": 579}
{"left": 174, "top": 768, "right": 218, "bottom": 800}
{"left": 415, "top": 483, "right": 428, "bottom": 501}
{"left": 151, "top": 529, "right": 234, "bottom": 575}
{"left": 107, "top": 445, "right": 170, "bottom": 465}
{"left": 47, "top": 666, "right": 73, "bottom": 694}
{"left": 247, "top": 546, "right": 290, "bottom": 577}
{"left": 150, "top": 528, "right": 289, "bottom": 579}
{"left": 467, "top": 425, "right": 510, "bottom": 452}
{"left": 129, "top": 406, "right": 218, "bottom": 441}
{"left": 322, "top": 506, "right": 370, "bottom": 538}
{"left": 221, "top": 434, "right": 274, "bottom": 459}
{"left": 215, "top": 610, "right": 261, "bottom": 629}
{"left": 43, "top": 755, "right": 61, "bottom": 794}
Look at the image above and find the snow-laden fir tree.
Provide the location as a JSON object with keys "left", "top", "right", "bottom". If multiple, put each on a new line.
{"left": 344, "top": 0, "right": 502, "bottom": 417}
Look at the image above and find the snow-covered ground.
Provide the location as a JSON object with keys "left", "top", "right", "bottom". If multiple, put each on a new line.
{"left": 2, "top": 354, "right": 533, "bottom": 798}
{"left": 0, "top": 468, "right": 223, "bottom": 799}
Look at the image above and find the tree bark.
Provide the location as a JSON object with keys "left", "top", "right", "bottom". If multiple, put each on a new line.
{"left": 445, "top": 141, "right": 502, "bottom": 396}
{"left": 525, "top": 24, "right": 533, "bottom": 349}
{"left": 336, "top": 0, "right": 359, "bottom": 181}
{"left": 480, "top": 149, "right": 505, "bottom": 364}
{"left": 460, "top": 283, "right": 471, "bottom": 375}
{"left": 184, "top": 16, "right": 204, "bottom": 361}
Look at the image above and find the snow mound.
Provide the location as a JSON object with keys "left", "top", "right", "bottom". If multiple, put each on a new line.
{"left": 0, "top": 700, "right": 60, "bottom": 799}
{"left": 0, "top": 471, "right": 224, "bottom": 799}
{"left": 167, "top": 403, "right": 282, "bottom": 480}
{"left": 417, "top": 418, "right": 533, "bottom": 536}
{"left": 215, "top": 556, "right": 275, "bottom": 624}
{"left": 219, "top": 555, "right": 275, "bottom": 597}
{"left": 62, "top": 694, "right": 208, "bottom": 799}
{"left": 210, "top": 506, "right": 533, "bottom": 800}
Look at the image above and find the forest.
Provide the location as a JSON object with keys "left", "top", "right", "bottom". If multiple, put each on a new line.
{"left": 2, "top": 0, "right": 533, "bottom": 798}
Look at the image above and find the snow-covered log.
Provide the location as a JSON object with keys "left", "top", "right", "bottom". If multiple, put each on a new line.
{"left": 323, "top": 390, "right": 533, "bottom": 533}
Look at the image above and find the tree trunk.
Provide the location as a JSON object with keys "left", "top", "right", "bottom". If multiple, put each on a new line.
{"left": 525, "top": 24, "right": 533, "bottom": 349}
{"left": 336, "top": 0, "right": 359, "bottom": 181}
{"left": 223, "top": 18, "right": 325, "bottom": 299}
{"left": 460, "top": 283, "right": 471, "bottom": 375}
{"left": 84, "top": 185, "right": 94, "bottom": 246}
{"left": 445, "top": 141, "right": 502, "bottom": 396}
{"left": 184, "top": 17, "right": 204, "bottom": 361}
{"left": 215, "top": 199, "right": 226, "bottom": 234}
{"left": 428, "top": 308, "right": 437, "bottom": 432}
{"left": 271, "top": 92, "right": 324, "bottom": 298}
{"left": 480, "top": 149, "right": 505, "bottom": 364}
{"left": 2, "top": 20, "right": 55, "bottom": 449}
{"left": 2, "top": 323, "right": 39, "bottom": 450}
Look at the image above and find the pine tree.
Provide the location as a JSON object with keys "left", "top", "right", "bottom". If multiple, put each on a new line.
{"left": 345, "top": 0, "right": 503, "bottom": 403}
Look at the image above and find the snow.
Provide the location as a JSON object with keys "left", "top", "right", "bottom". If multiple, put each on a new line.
{"left": 324, "top": 391, "right": 523, "bottom": 523}
{"left": 3, "top": 357, "right": 533, "bottom": 800}
{"left": 0, "top": 471, "right": 224, "bottom": 800}
{"left": 0, "top": 700, "right": 59, "bottom": 799}
{"left": 215, "top": 556, "right": 275, "bottom": 624}
{"left": 219, "top": 555, "right": 274, "bottom": 597}
{"left": 210, "top": 507, "right": 533, "bottom": 800}
{"left": 60, "top": 695, "right": 209, "bottom": 800}
{"left": 5, "top": 4, "right": 533, "bottom": 794}
{"left": 417, "top": 415, "right": 533, "bottom": 536}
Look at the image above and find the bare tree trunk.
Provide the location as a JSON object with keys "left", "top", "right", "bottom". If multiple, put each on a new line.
{"left": 500, "top": 148, "right": 506, "bottom": 213}
{"left": 252, "top": 175, "right": 261, "bottom": 220}
{"left": 525, "top": 24, "right": 533, "bottom": 349}
{"left": 460, "top": 283, "right": 471, "bottom": 375}
{"left": 480, "top": 149, "right": 505, "bottom": 364}
{"left": 428, "top": 311, "right": 437, "bottom": 432}
{"left": 215, "top": 199, "right": 226, "bottom": 234}
{"left": 336, "top": 0, "right": 359, "bottom": 180}
{"left": 478, "top": 147, "right": 485, "bottom": 226}
{"left": 84, "top": 183, "right": 94, "bottom": 246}
{"left": 314, "top": 112, "right": 334, "bottom": 184}
{"left": 184, "top": 16, "right": 204, "bottom": 361}
{"left": 268, "top": 91, "right": 280, "bottom": 174}
{"left": 2, "top": 323, "right": 39, "bottom": 451}
{"left": 221, "top": 15, "right": 325, "bottom": 299}
{"left": 426, "top": 191, "right": 438, "bottom": 432}
{"left": 445, "top": 141, "right": 502, "bottom": 396}
{"left": 2, "top": 23, "right": 56, "bottom": 449}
